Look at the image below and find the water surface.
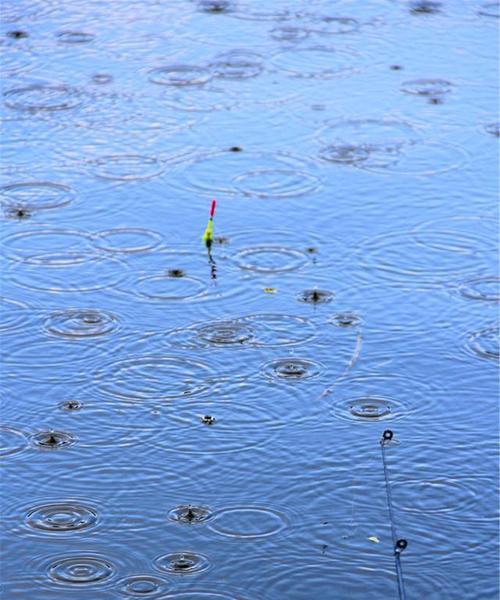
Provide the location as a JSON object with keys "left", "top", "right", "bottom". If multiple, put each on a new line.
{"left": 1, "top": 0, "right": 498, "bottom": 598}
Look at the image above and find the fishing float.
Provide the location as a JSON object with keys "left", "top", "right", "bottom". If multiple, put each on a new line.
{"left": 202, "top": 199, "right": 217, "bottom": 248}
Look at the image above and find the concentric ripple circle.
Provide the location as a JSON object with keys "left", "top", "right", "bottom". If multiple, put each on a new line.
{"left": 169, "top": 150, "right": 320, "bottom": 198}
{"left": 0, "top": 297, "right": 31, "bottom": 333}
{"left": 198, "top": 0, "right": 233, "bottom": 14}
{"left": 410, "top": 1, "right": 442, "bottom": 14}
{"left": 25, "top": 502, "right": 98, "bottom": 533}
{"left": 154, "top": 552, "right": 210, "bottom": 575}
{"left": 30, "top": 430, "right": 76, "bottom": 450}
{"left": 151, "top": 397, "right": 286, "bottom": 454}
{"left": 98, "top": 355, "right": 212, "bottom": 401}
{"left": 364, "top": 142, "right": 467, "bottom": 175}
{"left": 2, "top": 228, "right": 94, "bottom": 263}
{"left": 48, "top": 555, "right": 115, "bottom": 585}
{"left": 117, "top": 575, "right": 170, "bottom": 596}
{"left": 59, "top": 399, "right": 84, "bottom": 411}
{"left": 352, "top": 230, "right": 490, "bottom": 287}
{"left": 164, "top": 320, "right": 255, "bottom": 348}
{"left": 247, "top": 561, "right": 402, "bottom": 599}
{"left": 329, "top": 371, "right": 436, "bottom": 422}
{"left": 0, "top": 426, "right": 28, "bottom": 457}
{"left": 88, "top": 154, "right": 164, "bottom": 181}
{"left": 478, "top": 2, "right": 500, "bottom": 17}
{"left": 307, "top": 15, "right": 360, "bottom": 35}
{"left": 271, "top": 46, "right": 356, "bottom": 78}
{"left": 329, "top": 312, "right": 362, "bottom": 327}
{"left": 169, "top": 505, "right": 213, "bottom": 524}
{"left": 392, "top": 479, "right": 478, "bottom": 516}
{"left": 465, "top": 326, "right": 499, "bottom": 361}
{"left": 319, "top": 118, "right": 421, "bottom": 170}
{"left": 401, "top": 78, "right": 454, "bottom": 96}
{"left": 319, "top": 144, "right": 370, "bottom": 164}
{"left": 7, "top": 254, "right": 127, "bottom": 293}
{"left": 0, "top": 182, "right": 74, "bottom": 211}
{"left": 270, "top": 26, "right": 310, "bottom": 42}
{"left": 197, "top": 321, "right": 255, "bottom": 345}
{"left": 320, "top": 118, "right": 420, "bottom": 147}
{"left": 3, "top": 339, "right": 107, "bottom": 383}
{"left": 297, "top": 289, "right": 335, "bottom": 304}
{"left": 233, "top": 168, "right": 321, "bottom": 198}
{"left": 148, "top": 65, "right": 212, "bottom": 86}
{"left": 413, "top": 216, "right": 497, "bottom": 255}
{"left": 233, "top": 246, "right": 310, "bottom": 273}
{"left": 239, "top": 314, "right": 316, "bottom": 347}
{"left": 230, "top": 4, "right": 292, "bottom": 20}
{"left": 347, "top": 397, "right": 393, "bottom": 420}
{"left": 208, "top": 506, "right": 289, "bottom": 539}
{"left": 44, "top": 309, "right": 120, "bottom": 338}
{"left": 153, "top": 592, "right": 246, "bottom": 600}
{"left": 4, "top": 84, "right": 82, "bottom": 111}
{"left": 457, "top": 276, "right": 500, "bottom": 301}
{"left": 93, "top": 228, "right": 163, "bottom": 254}
{"left": 210, "top": 50, "right": 263, "bottom": 79}
{"left": 57, "top": 31, "right": 95, "bottom": 43}
{"left": 135, "top": 274, "right": 206, "bottom": 301}
{"left": 262, "top": 358, "right": 322, "bottom": 381}
{"left": 92, "top": 73, "right": 113, "bottom": 84}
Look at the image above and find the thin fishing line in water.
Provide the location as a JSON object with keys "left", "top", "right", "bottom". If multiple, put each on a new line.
{"left": 317, "top": 330, "right": 363, "bottom": 400}
{"left": 380, "top": 430, "right": 408, "bottom": 600}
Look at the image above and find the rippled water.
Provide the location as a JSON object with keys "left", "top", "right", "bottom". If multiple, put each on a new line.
{"left": 1, "top": 0, "right": 498, "bottom": 598}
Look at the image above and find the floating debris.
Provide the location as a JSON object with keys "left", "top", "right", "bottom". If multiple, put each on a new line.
{"left": 297, "top": 289, "right": 335, "bottom": 304}
{"left": 169, "top": 504, "right": 213, "bottom": 524}
{"left": 59, "top": 399, "right": 84, "bottom": 411}
{"left": 6, "top": 30, "right": 29, "bottom": 39}
{"left": 168, "top": 268, "right": 186, "bottom": 278}
{"left": 30, "top": 430, "right": 75, "bottom": 450}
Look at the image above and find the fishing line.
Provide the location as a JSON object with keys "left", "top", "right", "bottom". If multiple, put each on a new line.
{"left": 380, "top": 430, "right": 408, "bottom": 600}
{"left": 317, "top": 329, "right": 363, "bottom": 400}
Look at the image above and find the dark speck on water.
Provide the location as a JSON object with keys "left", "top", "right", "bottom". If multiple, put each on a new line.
{"left": 410, "top": 1, "right": 442, "bottom": 14}
{"left": 198, "top": 0, "right": 231, "bottom": 13}
{"left": 229, "top": 146, "right": 243, "bottom": 152}
{"left": 168, "top": 268, "right": 185, "bottom": 278}
{"left": 214, "top": 235, "right": 229, "bottom": 244}
{"left": 6, "top": 30, "right": 28, "bottom": 39}
{"left": 5, "top": 206, "right": 31, "bottom": 220}
{"left": 60, "top": 399, "right": 83, "bottom": 411}
{"left": 298, "top": 289, "right": 335, "bottom": 304}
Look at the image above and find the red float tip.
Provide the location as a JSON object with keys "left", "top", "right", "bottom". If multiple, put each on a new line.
{"left": 210, "top": 200, "right": 216, "bottom": 218}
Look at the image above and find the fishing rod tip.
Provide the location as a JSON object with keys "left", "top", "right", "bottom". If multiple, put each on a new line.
{"left": 382, "top": 429, "right": 394, "bottom": 442}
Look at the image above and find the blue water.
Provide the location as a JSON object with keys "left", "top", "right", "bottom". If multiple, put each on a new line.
{"left": 1, "top": 1, "right": 499, "bottom": 598}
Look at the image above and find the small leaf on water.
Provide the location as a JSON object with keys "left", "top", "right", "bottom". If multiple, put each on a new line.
{"left": 368, "top": 536, "right": 380, "bottom": 543}
{"left": 263, "top": 287, "right": 277, "bottom": 294}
